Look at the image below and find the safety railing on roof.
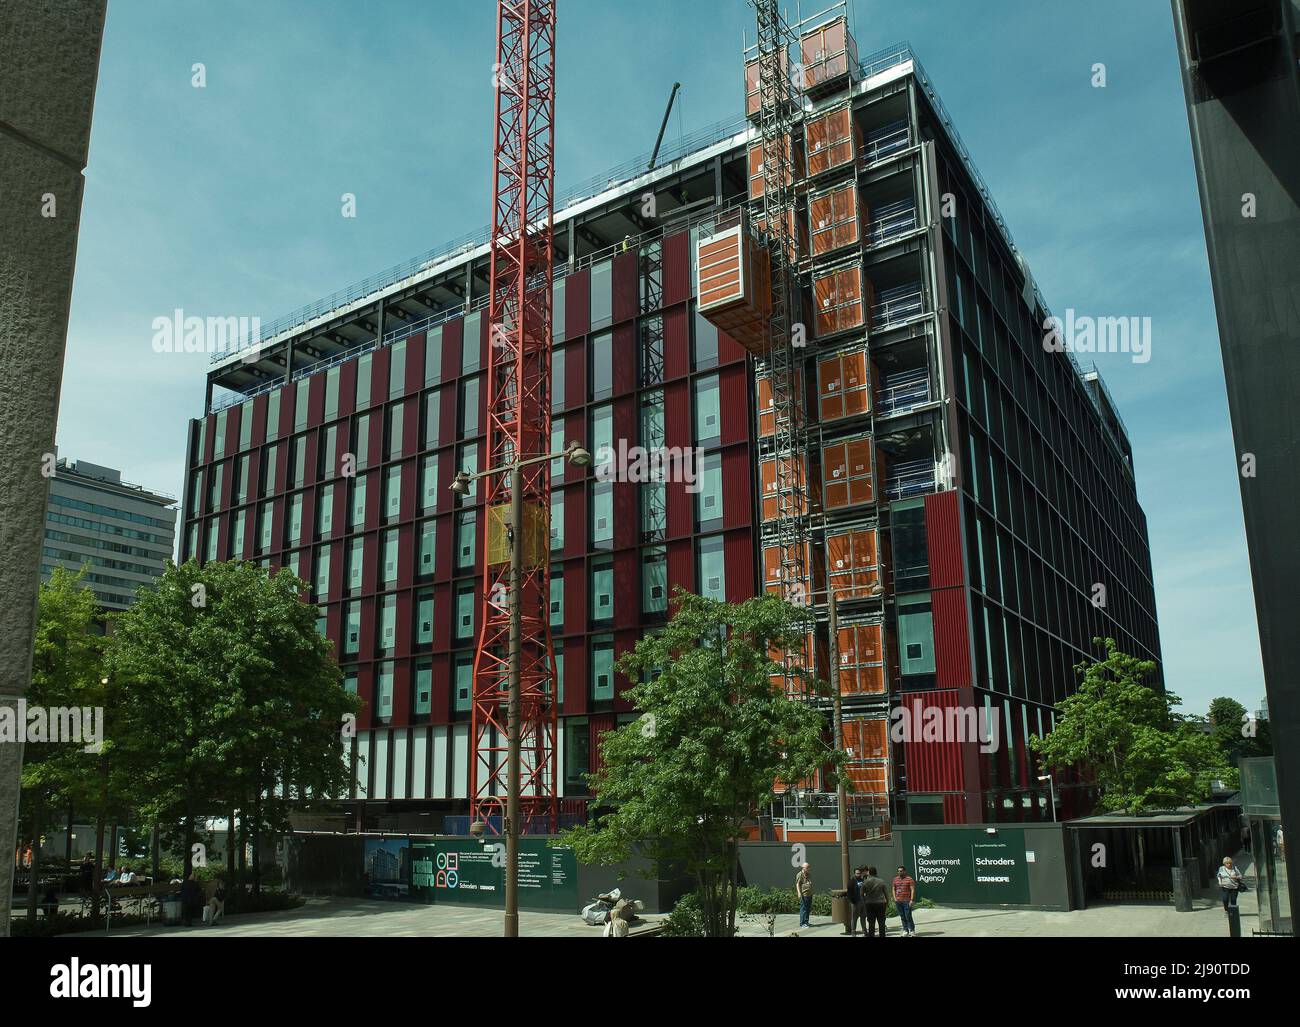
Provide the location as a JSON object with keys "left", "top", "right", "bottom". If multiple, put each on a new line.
{"left": 871, "top": 284, "right": 925, "bottom": 330}
{"left": 884, "top": 459, "right": 937, "bottom": 501}
{"left": 876, "top": 366, "right": 931, "bottom": 417}
{"left": 866, "top": 199, "right": 918, "bottom": 246}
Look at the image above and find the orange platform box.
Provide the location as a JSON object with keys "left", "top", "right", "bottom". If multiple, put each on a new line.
{"left": 809, "top": 180, "right": 862, "bottom": 256}
{"left": 816, "top": 346, "right": 871, "bottom": 423}
{"left": 747, "top": 135, "right": 805, "bottom": 201}
{"left": 756, "top": 369, "right": 807, "bottom": 438}
{"left": 805, "top": 105, "right": 860, "bottom": 177}
{"left": 760, "top": 452, "right": 821, "bottom": 521}
{"left": 800, "top": 16, "right": 860, "bottom": 93}
{"left": 826, "top": 526, "right": 881, "bottom": 598}
{"left": 696, "top": 215, "right": 774, "bottom": 357}
{"left": 836, "top": 622, "right": 886, "bottom": 696}
{"left": 821, "top": 435, "right": 876, "bottom": 510}
{"left": 813, "top": 262, "right": 873, "bottom": 338}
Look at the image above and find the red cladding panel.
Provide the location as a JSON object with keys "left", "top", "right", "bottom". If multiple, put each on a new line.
{"left": 563, "top": 560, "right": 586, "bottom": 638}
{"left": 612, "top": 252, "right": 637, "bottom": 324}
{"left": 663, "top": 306, "right": 689, "bottom": 380}
{"left": 589, "top": 714, "right": 617, "bottom": 778}
{"left": 565, "top": 268, "right": 590, "bottom": 339}
{"left": 718, "top": 366, "right": 750, "bottom": 447}
{"left": 932, "top": 586, "right": 972, "bottom": 689}
{"left": 562, "top": 636, "right": 587, "bottom": 716}
{"left": 338, "top": 361, "right": 357, "bottom": 419}
{"left": 565, "top": 339, "right": 586, "bottom": 414}
{"left": 925, "top": 490, "right": 965, "bottom": 589}
{"left": 900, "top": 690, "right": 967, "bottom": 793}
{"left": 721, "top": 447, "right": 753, "bottom": 530}
{"left": 667, "top": 539, "right": 694, "bottom": 596}
{"left": 724, "top": 529, "right": 757, "bottom": 603}
{"left": 663, "top": 231, "right": 690, "bottom": 307}
{"left": 613, "top": 550, "right": 638, "bottom": 631}
{"left": 612, "top": 324, "right": 636, "bottom": 396}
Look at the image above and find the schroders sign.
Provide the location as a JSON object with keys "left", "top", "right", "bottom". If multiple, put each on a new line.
{"left": 907, "top": 829, "right": 1031, "bottom": 904}
{"left": 409, "top": 839, "right": 578, "bottom": 912}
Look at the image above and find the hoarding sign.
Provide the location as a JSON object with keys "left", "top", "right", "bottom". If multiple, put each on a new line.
{"left": 906, "top": 828, "right": 1030, "bottom": 904}
{"left": 409, "top": 839, "right": 578, "bottom": 912}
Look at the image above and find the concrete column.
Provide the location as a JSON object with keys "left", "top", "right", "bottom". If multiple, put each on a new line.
{"left": 0, "top": 0, "right": 108, "bottom": 936}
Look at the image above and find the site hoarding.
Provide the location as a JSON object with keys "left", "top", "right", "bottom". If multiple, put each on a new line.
{"left": 907, "top": 828, "right": 1031, "bottom": 904}
{"left": 408, "top": 838, "right": 579, "bottom": 912}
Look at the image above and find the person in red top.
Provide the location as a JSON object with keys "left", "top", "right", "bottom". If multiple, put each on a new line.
{"left": 892, "top": 866, "right": 917, "bottom": 937}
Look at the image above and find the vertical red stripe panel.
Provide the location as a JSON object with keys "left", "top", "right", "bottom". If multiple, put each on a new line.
{"left": 663, "top": 306, "right": 689, "bottom": 380}
{"left": 370, "top": 346, "right": 391, "bottom": 409}
{"left": 338, "top": 360, "right": 357, "bottom": 420}
{"left": 717, "top": 329, "right": 748, "bottom": 367}
{"left": 306, "top": 374, "right": 324, "bottom": 428}
{"left": 565, "top": 268, "right": 590, "bottom": 339}
{"left": 443, "top": 317, "right": 463, "bottom": 380}
{"left": 613, "top": 550, "right": 638, "bottom": 631}
{"left": 613, "top": 630, "right": 638, "bottom": 714}
{"left": 900, "top": 690, "right": 966, "bottom": 792}
{"left": 925, "top": 490, "right": 964, "bottom": 588}
{"left": 718, "top": 365, "right": 751, "bottom": 447}
{"left": 721, "top": 447, "right": 753, "bottom": 530}
{"left": 251, "top": 394, "right": 269, "bottom": 448}
{"left": 566, "top": 338, "right": 586, "bottom": 412}
{"left": 589, "top": 713, "right": 617, "bottom": 778}
{"left": 408, "top": 331, "right": 426, "bottom": 388}
{"left": 563, "top": 560, "right": 586, "bottom": 638}
{"left": 932, "top": 587, "right": 973, "bottom": 689}
{"left": 667, "top": 539, "right": 694, "bottom": 597}
{"left": 612, "top": 323, "right": 636, "bottom": 396}
{"left": 663, "top": 231, "right": 690, "bottom": 308}
{"left": 723, "top": 528, "right": 757, "bottom": 603}
{"left": 612, "top": 252, "right": 637, "bottom": 325}
{"left": 433, "top": 582, "right": 451, "bottom": 649}
{"left": 562, "top": 636, "right": 588, "bottom": 716}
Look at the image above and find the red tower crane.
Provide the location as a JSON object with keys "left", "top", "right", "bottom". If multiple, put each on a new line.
{"left": 470, "top": 0, "right": 559, "bottom": 835}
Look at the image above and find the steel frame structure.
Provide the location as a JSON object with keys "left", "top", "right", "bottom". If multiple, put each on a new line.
{"left": 753, "top": 0, "right": 813, "bottom": 697}
{"left": 471, "top": 0, "right": 559, "bottom": 833}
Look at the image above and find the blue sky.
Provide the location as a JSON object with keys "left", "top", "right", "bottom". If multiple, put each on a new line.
{"left": 57, "top": 0, "right": 1262, "bottom": 714}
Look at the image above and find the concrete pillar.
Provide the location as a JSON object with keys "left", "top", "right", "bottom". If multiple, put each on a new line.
{"left": 0, "top": 0, "right": 108, "bottom": 936}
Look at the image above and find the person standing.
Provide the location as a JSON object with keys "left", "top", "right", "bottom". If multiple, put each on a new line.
{"left": 847, "top": 866, "right": 865, "bottom": 936}
{"left": 795, "top": 863, "right": 814, "bottom": 928}
{"left": 1217, "top": 857, "right": 1245, "bottom": 912}
{"left": 893, "top": 865, "right": 918, "bottom": 937}
{"left": 862, "top": 866, "right": 889, "bottom": 937}
{"left": 180, "top": 870, "right": 202, "bottom": 928}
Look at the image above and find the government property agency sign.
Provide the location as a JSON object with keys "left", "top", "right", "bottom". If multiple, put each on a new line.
{"left": 409, "top": 839, "right": 578, "bottom": 912}
{"left": 908, "top": 828, "right": 1031, "bottom": 904}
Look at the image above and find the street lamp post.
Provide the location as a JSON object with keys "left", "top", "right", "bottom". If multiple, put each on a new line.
{"left": 1038, "top": 774, "right": 1057, "bottom": 823}
{"left": 453, "top": 440, "right": 591, "bottom": 938}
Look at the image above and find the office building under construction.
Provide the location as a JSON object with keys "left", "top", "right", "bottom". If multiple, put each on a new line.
{"left": 181, "top": 14, "right": 1161, "bottom": 837}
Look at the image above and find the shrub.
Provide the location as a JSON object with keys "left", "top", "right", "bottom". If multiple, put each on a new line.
{"left": 660, "top": 892, "right": 705, "bottom": 937}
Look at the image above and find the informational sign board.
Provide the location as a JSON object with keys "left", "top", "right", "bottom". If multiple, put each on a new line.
{"left": 409, "top": 839, "right": 578, "bottom": 912}
{"left": 905, "top": 828, "right": 1030, "bottom": 904}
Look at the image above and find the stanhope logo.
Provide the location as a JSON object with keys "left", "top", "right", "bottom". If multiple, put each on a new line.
{"left": 49, "top": 958, "right": 152, "bottom": 1007}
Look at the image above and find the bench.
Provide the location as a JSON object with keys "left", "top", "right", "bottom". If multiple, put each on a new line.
{"left": 103, "top": 883, "right": 178, "bottom": 930}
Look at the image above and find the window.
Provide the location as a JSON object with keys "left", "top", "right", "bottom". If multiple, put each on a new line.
{"left": 423, "top": 390, "right": 440, "bottom": 448}
{"left": 262, "top": 444, "right": 278, "bottom": 497}
{"left": 898, "top": 595, "right": 937, "bottom": 676}
{"left": 318, "top": 483, "right": 335, "bottom": 538}
{"left": 416, "top": 591, "right": 434, "bottom": 646}
{"left": 265, "top": 389, "right": 282, "bottom": 443}
{"left": 641, "top": 480, "right": 666, "bottom": 542}
{"left": 590, "top": 403, "right": 613, "bottom": 468}
{"left": 387, "top": 402, "right": 405, "bottom": 460}
{"left": 696, "top": 453, "right": 723, "bottom": 528}
{"left": 325, "top": 367, "right": 340, "bottom": 421}
{"left": 379, "top": 595, "right": 397, "bottom": 653}
{"left": 347, "top": 537, "right": 364, "bottom": 594}
{"left": 692, "top": 304, "right": 719, "bottom": 370}
{"left": 283, "top": 549, "right": 301, "bottom": 581}
{"left": 290, "top": 434, "right": 307, "bottom": 488}
{"left": 382, "top": 529, "right": 399, "bottom": 587}
{"left": 421, "top": 455, "right": 439, "bottom": 512}
{"left": 208, "top": 463, "right": 223, "bottom": 512}
{"left": 642, "top": 546, "right": 667, "bottom": 614}
{"left": 259, "top": 502, "right": 273, "bottom": 552}
{"left": 287, "top": 493, "right": 303, "bottom": 546}
{"left": 551, "top": 492, "right": 564, "bottom": 551}
{"left": 553, "top": 277, "right": 566, "bottom": 343}
{"left": 314, "top": 544, "right": 331, "bottom": 600}
{"left": 551, "top": 347, "right": 565, "bottom": 411}
{"left": 213, "top": 409, "right": 228, "bottom": 459}
{"left": 590, "top": 635, "right": 614, "bottom": 702}
{"left": 694, "top": 374, "right": 720, "bottom": 446}
{"left": 231, "top": 509, "right": 247, "bottom": 558}
{"left": 640, "top": 390, "right": 664, "bottom": 448}
{"left": 591, "top": 558, "right": 613, "bottom": 624}
{"left": 187, "top": 523, "right": 198, "bottom": 560}
{"left": 320, "top": 425, "right": 338, "bottom": 480}
{"left": 455, "top": 584, "right": 474, "bottom": 641}
{"left": 238, "top": 400, "right": 253, "bottom": 451}
{"left": 189, "top": 470, "right": 202, "bottom": 517}
{"left": 414, "top": 659, "right": 433, "bottom": 716}
{"left": 388, "top": 339, "right": 407, "bottom": 400}
{"left": 564, "top": 717, "right": 589, "bottom": 794}
{"left": 551, "top": 421, "right": 566, "bottom": 481}
{"left": 344, "top": 602, "right": 361, "bottom": 655}
{"left": 384, "top": 465, "right": 401, "bottom": 521}
{"left": 591, "top": 482, "right": 613, "bottom": 549}
{"left": 457, "top": 442, "right": 478, "bottom": 502}
{"left": 235, "top": 455, "right": 249, "bottom": 504}
{"left": 550, "top": 572, "right": 564, "bottom": 628}
{"left": 424, "top": 326, "right": 443, "bottom": 386}
{"left": 350, "top": 473, "right": 368, "bottom": 528}
{"left": 697, "top": 534, "right": 725, "bottom": 601}
{"left": 640, "top": 314, "right": 664, "bottom": 386}
{"left": 356, "top": 353, "right": 373, "bottom": 410}
{"left": 590, "top": 259, "right": 613, "bottom": 330}
{"left": 294, "top": 383, "right": 309, "bottom": 432}
{"left": 590, "top": 330, "right": 613, "bottom": 400}
{"left": 352, "top": 413, "right": 371, "bottom": 470}
{"left": 418, "top": 519, "right": 436, "bottom": 576}
{"left": 462, "top": 311, "right": 482, "bottom": 374}
{"left": 375, "top": 662, "right": 394, "bottom": 721}
{"left": 457, "top": 510, "right": 476, "bottom": 568}
{"left": 343, "top": 670, "right": 358, "bottom": 696}
{"left": 639, "top": 240, "right": 662, "bottom": 313}
{"left": 550, "top": 651, "right": 566, "bottom": 704}
{"left": 454, "top": 655, "right": 473, "bottom": 713}
{"left": 460, "top": 377, "right": 480, "bottom": 436}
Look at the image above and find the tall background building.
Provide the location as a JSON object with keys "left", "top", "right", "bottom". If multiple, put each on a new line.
{"left": 181, "top": 22, "right": 1160, "bottom": 835}
{"left": 43, "top": 457, "right": 177, "bottom": 612}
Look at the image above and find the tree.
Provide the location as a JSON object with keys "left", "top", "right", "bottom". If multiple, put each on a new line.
{"left": 19, "top": 567, "right": 104, "bottom": 919}
{"left": 561, "top": 590, "right": 836, "bottom": 937}
{"left": 107, "top": 560, "right": 359, "bottom": 887}
{"left": 1208, "top": 696, "right": 1271, "bottom": 766}
{"left": 1031, "top": 638, "right": 1233, "bottom": 815}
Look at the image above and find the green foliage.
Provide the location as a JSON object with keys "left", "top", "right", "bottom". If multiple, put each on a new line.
{"left": 561, "top": 590, "right": 837, "bottom": 938}
{"left": 107, "top": 559, "right": 361, "bottom": 877}
{"left": 659, "top": 892, "right": 705, "bottom": 937}
{"left": 1031, "top": 639, "right": 1234, "bottom": 814}
{"left": 1208, "top": 696, "right": 1270, "bottom": 767}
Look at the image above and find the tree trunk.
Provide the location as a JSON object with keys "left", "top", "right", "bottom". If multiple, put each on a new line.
{"left": 92, "top": 805, "right": 105, "bottom": 922}
{"left": 252, "top": 788, "right": 263, "bottom": 897}
{"left": 26, "top": 790, "right": 44, "bottom": 921}
{"left": 182, "top": 800, "right": 195, "bottom": 882}
{"left": 727, "top": 839, "right": 739, "bottom": 937}
{"left": 64, "top": 800, "right": 74, "bottom": 863}
{"left": 150, "top": 822, "right": 160, "bottom": 881}
{"left": 226, "top": 806, "right": 236, "bottom": 885}
{"left": 109, "top": 822, "right": 118, "bottom": 869}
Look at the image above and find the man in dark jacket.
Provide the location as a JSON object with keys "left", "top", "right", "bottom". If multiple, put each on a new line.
{"left": 847, "top": 866, "right": 866, "bottom": 935}
{"left": 860, "top": 866, "right": 889, "bottom": 937}
{"left": 180, "top": 871, "right": 202, "bottom": 928}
